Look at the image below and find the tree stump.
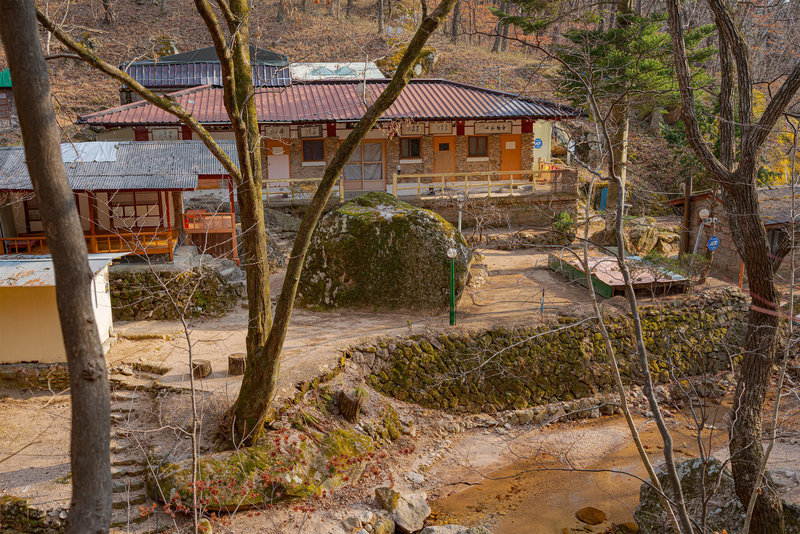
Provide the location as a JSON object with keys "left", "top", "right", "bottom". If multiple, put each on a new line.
{"left": 228, "top": 353, "right": 246, "bottom": 376}
{"left": 339, "top": 389, "right": 367, "bottom": 423}
{"left": 192, "top": 359, "right": 212, "bottom": 379}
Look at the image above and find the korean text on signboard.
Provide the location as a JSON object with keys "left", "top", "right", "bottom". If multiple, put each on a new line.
{"left": 298, "top": 124, "right": 323, "bottom": 138}
{"left": 400, "top": 123, "right": 425, "bottom": 136}
{"left": 474, "top": 121, "right": 512, "bottom": 134}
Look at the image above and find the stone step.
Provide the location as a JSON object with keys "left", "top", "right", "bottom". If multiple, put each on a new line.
{"left": 111, "top": 455, "right": 143, "bottom": 468}
{"left": 112, "top": 465, "right": 147, "bottom": 479}
{"left": 112, "top": 488, "right": 150, "bottom": 510}
{"left": 111, "top": 390, "right": 139, "bottom": 402}
{"left": 110, "top": 510, "right": 173, "bottom": 533}
{"left": 113, "top": 477, "right": 145, "bottom": 494}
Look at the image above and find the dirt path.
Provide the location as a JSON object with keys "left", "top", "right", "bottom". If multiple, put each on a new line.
{"left": 109, "top": 249, "right": 598, "bottom": 406}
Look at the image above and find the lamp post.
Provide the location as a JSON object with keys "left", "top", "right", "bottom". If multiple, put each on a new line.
{"left": 447, "top": 247, "right": 457, "bottom": 325}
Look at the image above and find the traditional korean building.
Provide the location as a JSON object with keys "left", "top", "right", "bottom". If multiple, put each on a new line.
{"left": 0, "top": 141, "right": 239, "bottom": 260}
{"left": 81, "top": 78, "right": 581, "bottom": 199}
{"left": 118, "top": 45, "right": 290, "bottom": 105}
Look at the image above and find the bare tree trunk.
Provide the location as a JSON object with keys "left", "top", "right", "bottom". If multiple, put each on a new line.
{"left": 346, "top": 0, "right": 353, "bottom": 16}
{"left": 102, "top": 0, "right": 115, "bottom": 23}
{"left": 160, "top": 0, "right": 167, "bottom": 15}
{"left": 377, "top": 0, "right": 384, "bottom": 33}
{"left": 0, "top": 1, "right": 112, "bottom": 532}
{"left": 450, "top": 0, "right": 459, "bottom": 41}
{"left": 491, "top": 2, "right": 505, "bottom": 53}
{"left": 231, "top": 0, "right": 459, "bottom": 442}
{"left": 667, "top": 0, "right": 800, "bottom": 530}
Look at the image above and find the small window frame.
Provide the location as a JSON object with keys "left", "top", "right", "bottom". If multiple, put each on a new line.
{"left": 468, "top": 136, "right": 488, "bottom": 157}
{"left": 400, "top": 137, "right": 422, "bottom": 159}
{"left": 302, "top": 139, "right": 325, "bottom": 162}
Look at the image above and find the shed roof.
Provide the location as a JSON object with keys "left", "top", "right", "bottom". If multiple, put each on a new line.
{"left": 0, "top": 141, "right": 237, "bottom": 191}
{"left": 289, "top": 62, "right": 385, "bottom": 81}
{"left": 122, "top": 64, "right": 290, "bottom": 89}
{"left": 127, "top": 45, "right": 288, "bottom": 66}
{"left": 79, "top": 79, "right": 583, "bottom": 126}
{"left": 0, "top": 253, "right": 118, "bottom": 287}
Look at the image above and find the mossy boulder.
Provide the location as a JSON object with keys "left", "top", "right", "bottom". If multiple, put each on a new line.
{"left": 146, "top": 428, "right": 374, "bottom": 511}
{"left": 298, "top": 193, "right": 471, "bottom": 311}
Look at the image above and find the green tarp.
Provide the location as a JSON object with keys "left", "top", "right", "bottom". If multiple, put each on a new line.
{"left": 0, "top": 69, "right": 11, "bottom": 88}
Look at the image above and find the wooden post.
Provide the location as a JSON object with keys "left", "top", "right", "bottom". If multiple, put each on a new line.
{"left": 339, "top": 389, "right": 367, "bottom": 423}
{"left": 228, "top": 353, "right": 246, "bottom": 375}
{"left": 339, "top": 175, "right": 345, "bottom": 203}
{"left": 417, "top": 176, "right": 421, "bottom": 199}
{"left": 392, "top": 173, "right": 398, "bottom": 198}
{"left": 510, "top": 172, "right": 514, "bottom": 196}
{"left": 192, "top": 359, "right": 212, "bottom": 379}
{"left": 487, "top": 173, "right": 492, "bottom": 198}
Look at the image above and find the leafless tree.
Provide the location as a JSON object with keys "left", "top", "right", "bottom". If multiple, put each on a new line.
{"left": 0, "top": 0, "right": 112, "bottom": 531}
{"left": 666, "top": 0, "right": 800, "bottom": 531}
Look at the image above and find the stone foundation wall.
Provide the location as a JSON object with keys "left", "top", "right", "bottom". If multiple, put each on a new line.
{"left": 110, "top": 267, "right": 239, "bottom": 321}
{"left": 348, "top": 289, "right": 747, "bottom": 414}
{"left": 0, "top": 364, "right": 70, "bottom": 390}
{"left": 0, "top": 496, "right": 66, "bottom": 534}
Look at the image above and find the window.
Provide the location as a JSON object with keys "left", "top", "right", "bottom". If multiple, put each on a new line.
{"left": 468, "top": 136, "right": 488, "bottom": 157}
{"left": 302, "top": 139, "right": 325, "bottom": 161}
{"left": 400, "top": 138, "right": 421, "bottom": 159}
{"left": 25, "top": 197, "right": 41, "bottom": 224}
{"left": 109, "top": 191, "right": 162, "bottom": 229}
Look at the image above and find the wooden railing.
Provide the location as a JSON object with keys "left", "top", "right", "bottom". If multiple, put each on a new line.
{"left": 0, "top": 236, "right": 47, "bottom": 255}
{"left": 183, "top": 211, "right": 236, "bottom": 234}
{"left": 1, "top": 230, "right": 178, "bottom": 259}
{"left": 391, "top": 166, "right": 579, "bottom": 200}
{"left": 264, "top": 176, "right": 345, "bottom": 206}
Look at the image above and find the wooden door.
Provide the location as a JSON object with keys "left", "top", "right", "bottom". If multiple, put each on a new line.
{"left": 500, "top": 134, "right": 522, "bottom": 180}
{"left": 433, "top": 136, "right": 456, "bottom": 178}
{"left": 264, "top": 139, "right": 291, "bottom": 194}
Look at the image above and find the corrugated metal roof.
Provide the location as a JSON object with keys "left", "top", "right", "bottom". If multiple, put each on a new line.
{"left": 128, "top": 46, "right": 288, "bottom": 66}
{"left": 122, "top": 64, "right": 290, "bottom": 89}
{"left": 0, "top": 253, "right": 119, "bottom": 287}
{"left": 80, "top": 79, "right": 583, "bottom": 126}
{"left": 0, "top": 141, "right": 238, "bottom": 191}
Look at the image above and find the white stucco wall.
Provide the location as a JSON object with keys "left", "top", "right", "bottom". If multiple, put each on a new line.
{"left": 0, "top": 267, "right": 113, "bottom": 364}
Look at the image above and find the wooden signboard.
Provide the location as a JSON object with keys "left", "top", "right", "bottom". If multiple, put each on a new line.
{"left": 298, "top": 124, "right": 323, "bottom": 138}
{"left": 263, "top": 125, "right": 290, "bottom": 139}
{"left": 430, "top": 122, "right": 453, "bottom": 135}
{"left": 401, "top": 123, "right": 425, "bottom": 136}
{"left": 475, "top": 122, "right": 512, "bottom": 134}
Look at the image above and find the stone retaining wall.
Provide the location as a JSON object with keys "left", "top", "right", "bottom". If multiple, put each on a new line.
{"left": 0, "top": 496, "right": 66, "bottom": 533}
{"left": 110, "top": 267, "right": 239, "bottom": 321}
{"left": 348, "top": 288, "right": 747, "bottom": 414}
{"left": 0, "top": 364, "right": 70, "bottom": 390}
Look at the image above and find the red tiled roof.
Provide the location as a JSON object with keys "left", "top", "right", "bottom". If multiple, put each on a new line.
{"left": 79, "top": 79, "right": 582, "bottom": 126}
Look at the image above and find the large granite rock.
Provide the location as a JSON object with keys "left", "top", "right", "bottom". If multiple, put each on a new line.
{"left": 298, "top": 193, "right": 470, "bottom": 311}
{"left": 634, "top": 458, "right": 800, "bottom": 534}
{"left": 375, "top": 487, "right": 431, "bottom": 533}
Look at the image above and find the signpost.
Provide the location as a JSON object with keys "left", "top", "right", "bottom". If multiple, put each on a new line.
{"left": 534, "top": 138, "right": 543, "bottom": 149}
{"left": 707, "top": 236, "right": 720, "bottom": 251}
{"left": 447, "top": 248, "right": 457, "bottom": 325}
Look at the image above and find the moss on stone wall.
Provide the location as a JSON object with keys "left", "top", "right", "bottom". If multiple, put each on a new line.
{"left": 348, "top": 289, "right": 747, "bottom": 414}
{"left": 0, "top": 496, "right": 66, "bottom": 533}
{"left": 110, "top": 267, "right": 239, "bottom": 321}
